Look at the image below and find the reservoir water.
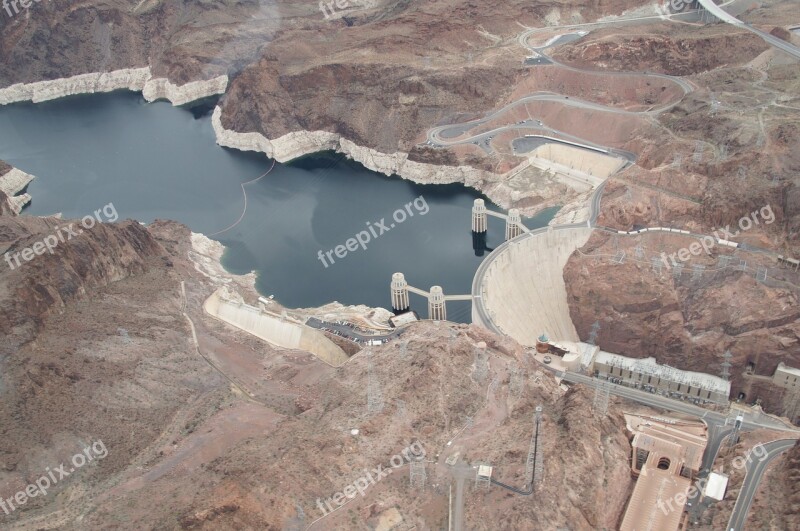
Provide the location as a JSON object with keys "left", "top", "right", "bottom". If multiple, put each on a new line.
{"left": 0, "top": 91, "right": 557, "bottom": 322}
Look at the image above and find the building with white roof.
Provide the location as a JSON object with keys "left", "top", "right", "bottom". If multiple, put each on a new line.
{"left": 592, "top": 351, "right": 731, "bottom": 404}
{"left": 773, "top": 362, "right": 800, "bottom": 390}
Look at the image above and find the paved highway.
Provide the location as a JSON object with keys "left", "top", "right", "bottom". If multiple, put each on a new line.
{"left": 428, "top": 21, "right": 695, "bottom": 153}
{"left": 306, "top": 317, "right": 403, "bottom": 343}
{"left": 726, "top": 438, "right": 798, "bottom": 530}
{"left": 518, "top": 27, "right": 695, "bottom": 96}
{"left": 557, "top": 371, "right": 798, "bottom": 433}
{"left": 556, "top": 371, "right": 800, "bottom": 528}
{"left": 696, "top": 0, "right": 800, "bottom": 60}
{"left": 688, "top": 422, "right": 734, "bottom": 522}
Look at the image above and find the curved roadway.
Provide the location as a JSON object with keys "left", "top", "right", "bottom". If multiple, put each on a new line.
{"left": 459, "top": 10, "right": 800, "bottom": 531}
{"left": 726, "top": 438, "right": 798, "bottom": 531}
{"left": 696, "top": 0, "right": 800, "bottom": 60}
{"left": 428, "top": 19, "right": 693, "bottom": 169}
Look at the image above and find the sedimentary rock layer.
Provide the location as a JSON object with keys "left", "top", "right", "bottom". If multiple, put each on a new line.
{"left": 0, "top": 68, "right": 228, "bottom": 106}
{"left": 211, "top": 106, "right": 489, "bottom": 190}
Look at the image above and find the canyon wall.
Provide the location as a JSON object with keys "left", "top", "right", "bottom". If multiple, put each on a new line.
{"left": 0, "top": 68, "right": 228, "bottom": 107}
{"left": 211, "top": 106, "right": 490, "bottom": 191}
{"left": 0, "top": 216, "right": 166, "bottom": 355}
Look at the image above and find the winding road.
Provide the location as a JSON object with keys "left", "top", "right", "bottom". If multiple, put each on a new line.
{"left": 726, "top": 438, "right": 798, "bottom": 531}
{"left": 427, "top": 11, "right": 697, "bottom": 155}
{"left": 696, "top": 0, "right": 800, "bottom": 60}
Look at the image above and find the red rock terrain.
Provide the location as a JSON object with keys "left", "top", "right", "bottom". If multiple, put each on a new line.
{"left": 744, "top": 439, "right": 800, "bottom": 529}
{"left": 1, "top": 0, "right": 799, "bottom": 526}
{"left": 0, "top": 206, "right": 637, "bottom": 528}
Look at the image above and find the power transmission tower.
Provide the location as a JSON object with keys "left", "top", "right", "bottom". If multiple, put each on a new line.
{"left": 593, "top": 382, "right": 610, "bottom": 416}
{"left": 397, "top": 340, "right": 408, "bottom": 358}
{"left": 510, "top": 367, "right": 526, "bottom": 396}
{"left": 473, "top": 345, "right": 488, "bottom": 383}
{"left": 652, "top": 256, "right": 663, "bottom": 276}
{"left": 693, "top": 141, "right": 704, "bottom": 163}
{"left": 525, "top": 413, "right": 537, "bottom": 488}
{"left": 367, "top": 349, "right": 384, "bottom": 414}
{"left": 394, "top": 399, "right": 406, "bottom": 420}
{"left": 588, "top": 321, "right": 601, "bottom": 345}
{"left": 533, "top": 406, "right": 544, "bottom": 487}
{"left": 720, "top": 350, "right": 732, "bottom": 381}
{"left": 410, "top": 459, "right": 427, "bottom": 490}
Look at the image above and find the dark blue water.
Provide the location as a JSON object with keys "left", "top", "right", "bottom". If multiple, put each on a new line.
{"left": 0, "top": 91, "right": 558, "bottom": 322}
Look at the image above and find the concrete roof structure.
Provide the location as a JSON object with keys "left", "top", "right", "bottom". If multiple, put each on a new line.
{"left": 389, "top": 311, "right": 419, "bottom": 327}
{"left": 595, "top": 351, "right": 731, "bottom": 396}
{"left": 704, "top": 472, "right": 729, "bottom": 501}
{"left": 776, "top": 362, "right": 800, "bottom": 378}
{"left": 620, "top": 415, "right": 708, "bottom": 531}
{"left": 630, "top": 420, "right": 707, "bottom": 472}
{"left": 619, "top": 465, "right": 690, "bottom": 531}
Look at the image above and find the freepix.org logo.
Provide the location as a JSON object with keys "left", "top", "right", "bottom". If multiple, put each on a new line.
{"left": 319, "top": 0, "right": 378, "bottom": 20}
{"left": 3, "top": 202, "right": 119, "bottom": 271}
{"left": 315, "top": 441, "right": 425, "bottom": 516}
{"left": 0, "top": 440, "right": 108, "bottom": 517}
{"left": 668, "top": 0, "right": 691, "bottom": 12}
{"left": 316, "top": 195, "right": 429, "bottom": 269}
{"left": 2, "top": 0, "right": 49, "bottom": 19}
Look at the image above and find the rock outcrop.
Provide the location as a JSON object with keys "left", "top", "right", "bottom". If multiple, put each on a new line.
{"left": 0, "top": 162, "right": 34, "bottom": 214}
{"left": 0, "top": 215, "right": 166, "bottom": 355}
{"left": 0, "top": 68, "right": 227, "bottom": 106}
{"left": 211, "top": 106, "right": 490, "bottom": 193}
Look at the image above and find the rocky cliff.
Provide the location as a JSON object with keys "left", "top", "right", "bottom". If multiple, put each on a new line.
{"left": 0, "top": 214, "right": 166, "bottom": 356}
{"left": 0, "top": 204, "right": 637, "bottom": 528}
{"left": 212, "top": 105, "right": 488, "bottom": 189}
{"left": 0, "top": 68, "right": 227, "bottom": 106}
{"left": 0, "top": 161, "right": 33, "bottom": 214}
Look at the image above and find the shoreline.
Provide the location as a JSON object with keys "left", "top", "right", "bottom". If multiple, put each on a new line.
{"left": 0, "top": 67, "right": 576, "bottom": 217}
{"left": 209, "top": 106, "right": 516, "bottom": 206}
{"left": 0, "top": 166, "right": 35, "bottom": 214}
{"left": 0, "top": 68, "right": 228, "bottom": 107}
{"left": 0, "top": 68, "right": 575, "bottom": 323}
